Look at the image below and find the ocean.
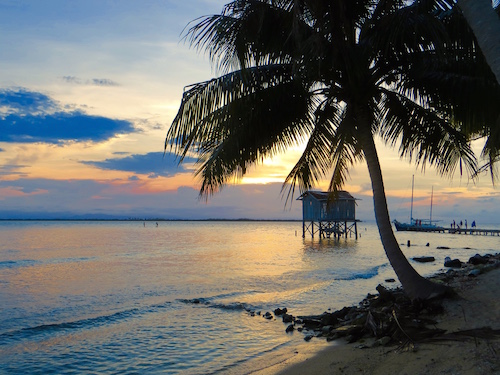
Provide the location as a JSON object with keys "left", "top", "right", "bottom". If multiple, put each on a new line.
{"left": 1, "top": 220, "right": 499, "bottom": 374}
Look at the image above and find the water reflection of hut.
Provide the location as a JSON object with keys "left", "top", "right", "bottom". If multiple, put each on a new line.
{"left": 297, "top": 191, "right": 359, "bottom": 239}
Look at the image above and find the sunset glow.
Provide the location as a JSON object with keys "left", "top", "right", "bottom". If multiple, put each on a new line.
{"left": 1, "top": 0, "right": 499, "bottom": 223}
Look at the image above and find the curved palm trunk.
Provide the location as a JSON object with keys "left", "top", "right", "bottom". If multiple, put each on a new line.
{"left": 457, "top": 0, "right": 500, "bottom": 85}
{"left": 357, "top": 126, "right": 449, "bottom": 300}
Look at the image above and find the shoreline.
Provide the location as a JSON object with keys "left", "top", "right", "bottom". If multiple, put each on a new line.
{"left": 253, "top": 253, "right": 500, "bottom": 375}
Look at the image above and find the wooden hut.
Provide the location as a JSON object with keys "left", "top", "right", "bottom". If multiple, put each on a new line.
{"left": 297, "top": 190, "right": 359, "bottom": 239}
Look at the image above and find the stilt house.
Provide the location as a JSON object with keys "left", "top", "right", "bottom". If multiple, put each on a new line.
{"left": 298, "top": 190, "right": 359, "bottom": 239}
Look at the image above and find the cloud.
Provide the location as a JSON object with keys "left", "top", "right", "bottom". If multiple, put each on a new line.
{"left": 82, "top": 152, "right": 196, "bottom": 176}
{"left": 0, "top": 164, "right": 27, "bottom": 177}
{"left": 0, "top": 88, "right": 135, "bottom": 144}
{"left": 61, "top": 76, "right": 119, "bottom": 86}
{"left": 1, "top": 176, "right": 500, "bottom": 223}
{"left": 0, "top": 88, "right": 58, "bottom": 115}
{"left": 0, "top": 178, "right": 302, "bottom": 220}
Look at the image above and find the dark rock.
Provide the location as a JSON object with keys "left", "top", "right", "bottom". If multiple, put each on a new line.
{"left": 444, "top": 256, "right": 462, "bottom": 268}
{"left": 331, "top": 324, "right": 363, "bottom": 337}
{"left": 304, "top": 335, "right": 313, "bottom": 342}
{"left": 426, "top": 243, "right": 430, "bottom": 247}
{"left": 274, "top": 307, "right": 287, "bottom": 316}
{"left": 285, "top": 324, "right": 294, "bottom": 333}
{"left": 385, "top": 278, "right": 396, "bottom": 283}
{"left": 282, "top": 314, "right": 294, "bottom": 323}
{"left": 299, "top": 317, "right": 323, "bottom": 328}
{"left": 332, "top": 306, "right": 353, "bottom": 320}
{"left": 376, "top": 284, "right": 395, "bottom": 302}
{"left": 263, "top": 312, "right": 273, "bottom": 320}
{"left": 298, "top": 310, "right": 346, "bottom": 329}
{"left": 468, "top": 269, "right": 481, "bottom": 277}
{"left": 413, "top": 256, "right": 435, "bottom": 263}
{"left": 468, "top": 254, "right": 489, "bottom": 265}
{"left": 437, "top": 246, "right": 450, "bottom": 249}
{"left": 322, "top": 325, "right": 333, "bottom": 334}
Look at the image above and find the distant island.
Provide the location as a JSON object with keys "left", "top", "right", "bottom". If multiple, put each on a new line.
{"left": 0, "top": 218, "right": 302, "bottom": 222}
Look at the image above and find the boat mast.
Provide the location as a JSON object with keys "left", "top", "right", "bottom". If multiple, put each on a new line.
{"left": 410, "top": 175, "right": 414, "bottom": 224}
{"left": 430, "top": 186, "right": 433, "bottom": 225}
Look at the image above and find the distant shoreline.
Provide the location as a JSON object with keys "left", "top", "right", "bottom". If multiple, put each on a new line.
{"left": 0, "top": 218, "right": 303, "bottom": 222}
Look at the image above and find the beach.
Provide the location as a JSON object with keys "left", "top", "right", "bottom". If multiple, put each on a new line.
{"left": 258, "top": 259, "right": 500, "bottom": 375}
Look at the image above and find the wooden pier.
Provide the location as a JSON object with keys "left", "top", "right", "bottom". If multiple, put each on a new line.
{"left": 400, "top": 227, "right": 500, "bottom": 236}
{"left": 447, "top": 228, "right": 500, "bottom": 236}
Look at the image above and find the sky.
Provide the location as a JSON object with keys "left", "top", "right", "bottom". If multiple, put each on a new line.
{"left": 1, "top": 0, "right": 500, "bottom": 223}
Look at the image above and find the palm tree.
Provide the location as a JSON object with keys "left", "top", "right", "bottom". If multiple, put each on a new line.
{"left": 165, "top": 0, "right": 480, "bottom": 300}
{"left": 456, "top": 0, "right": 500, "bottom": 85}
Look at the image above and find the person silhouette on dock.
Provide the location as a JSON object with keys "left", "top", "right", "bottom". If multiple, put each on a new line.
{"left": 465, "top": 220, "right": 467, "bottom": 229}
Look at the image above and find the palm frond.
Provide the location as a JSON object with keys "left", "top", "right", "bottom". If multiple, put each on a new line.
{"left": 166, "top": 64, "right": 315, "bottom": 197}
{"left": 364, "top": 0, "right": 452, "bottom": 62}
{"left": 166, "top": 64, "right": 299, "bottom": 158}
{"left": 282, "top": 98, "right": 343, "bottom": 202}
{"left": 378, "top": 89, "right": 477, "bottom": 178}
{"left": 184, "top": 0, "right": 308, "bottom": 74}
{"left": 477, "top": 113, "right": 500, "bottom": 184}
{"left": 328, "top": 112, "right": 365, "bottom": 194}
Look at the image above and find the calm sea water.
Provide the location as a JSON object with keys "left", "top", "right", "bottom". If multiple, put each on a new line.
{"left": 1, "top": 220, "right": 499, "bottom": 374}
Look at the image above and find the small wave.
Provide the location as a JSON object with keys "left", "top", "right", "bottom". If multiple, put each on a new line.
{"left": 0, "top": 308, "right": 139, "bottom": 343}
{"left": 0, "top": 257, "right": 96, "bottom": 270}
{"left": 0, "top": 300, "right": 174, "bottom": 344}
{"left": 335, "top": 264, "right": 387, "bottom": 281}
{"left": 45, "top": 256, "right": 98, "bottom": 266}
{"left": 207, "top": 290, "right": 264, "bottom": 301}
{"left": 178, "top": 290, "right": 263, "bottom": 307}
{"left": 209, "top": 302, "right": 257, "bottom": 312}
{"left": 0, "top": 259, "right": 40, "bottom": 269}
{"left": 179, "top": 298, "right": 260, "bottom": 313}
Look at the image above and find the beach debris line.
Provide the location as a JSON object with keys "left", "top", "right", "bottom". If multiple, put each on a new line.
{"left": 256, "top": 253, "right": 499, "bottom": 348}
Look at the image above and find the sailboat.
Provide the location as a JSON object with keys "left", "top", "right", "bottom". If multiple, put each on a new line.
{"left": 393, "top": 176, "right": 445, "bottom": 232}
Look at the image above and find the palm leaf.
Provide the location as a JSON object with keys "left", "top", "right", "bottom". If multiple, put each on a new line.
{"left": 166, "top": 64, "right": 315, "bottom": 197}
{"left": 378, "top": 88, "right": 477, "bottom": 177}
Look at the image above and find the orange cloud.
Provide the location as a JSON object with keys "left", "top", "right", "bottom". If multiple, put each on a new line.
{"left": 0, "top": 186, "right": 48, "bottom": 199}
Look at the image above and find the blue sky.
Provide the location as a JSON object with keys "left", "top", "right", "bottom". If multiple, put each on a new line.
{"left": 1, "top": 0, "right": 500, "bottom": 223}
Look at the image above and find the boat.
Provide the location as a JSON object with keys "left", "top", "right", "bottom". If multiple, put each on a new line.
{"left": 393, "top": 176, "right": 445, "bottom": 232}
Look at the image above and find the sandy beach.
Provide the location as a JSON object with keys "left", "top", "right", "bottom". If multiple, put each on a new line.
{"left": 255, "top": 257, "right": 500, "bottom": 375}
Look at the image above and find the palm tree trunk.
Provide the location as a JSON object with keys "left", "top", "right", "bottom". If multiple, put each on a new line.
{"left": 357, "top": 125, "right": 449, "bottom": 300}
{"left": 457, "top": 0, "right": 500, "bottom": 85}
